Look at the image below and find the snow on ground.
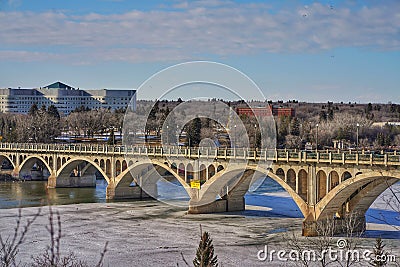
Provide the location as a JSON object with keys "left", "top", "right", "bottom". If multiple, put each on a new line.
{"left": 0, "top": 178, "right": 398, "bottom": 266}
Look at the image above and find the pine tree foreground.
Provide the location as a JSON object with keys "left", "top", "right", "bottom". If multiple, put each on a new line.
{"left": 370, "top": 237, "right": 387, "bottom": 266}
{"left": 193, "top": 226, "right": 218, "bottom": 267}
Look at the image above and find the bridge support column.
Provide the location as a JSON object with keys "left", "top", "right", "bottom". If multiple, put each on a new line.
{"left": 51, "top": 174, "right": 96, "bottom": 187}
{"left": 302, "top": 215, "right": 366, "bottom": 237}
{"left": 11, "top": 167, "right": 19, "bottom": 180}
{"left": 106, "top": 183, "right": 155, "bottom": 200}
{"left": 188, "top": 196, "right": 245, "bottom": 214}
{"left": 47, "top": 174, "right": 57, "bottom": 188}
{"left": 308, "top": 165, "right": 317, "bottom": 205}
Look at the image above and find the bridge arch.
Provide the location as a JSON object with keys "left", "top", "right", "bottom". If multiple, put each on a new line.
{"left": 199, "top": 164, "right": 207, "bottom": 182}
{"left": 315, "top": 170, "right": 400, "bottom": 221}
{"left": 347, "top": 178, "right": 399, "bottom": 216}
{"left": 287, "top": 169, "right": 296, "bottom": 190}
{"left": 99, "top": 159, "right": 105, "bottom": 171}
{"left": 317, "top": 170, "right": 327, "bottom": 201}
{"left": 298, "top": 169, "right": 308, "bottom": 201}
{"left": 57, "top": 157, "right": 110, "bottom": 184}
{"left": 171, "top": 162, "right": 177, "bottom": 173}
{"left": 178, "top": 163, "right": 185, "bottom": 178}
{"left": 276, "top": 168, "right": 284, "bottom": 180}
{"left": 0, "top": 154, "right": 15, "bottom": 169}
{"left": 208, "top": 165, "right": 215, "bottom": 179}
{"left": 197, "top": 165, "right": 309, "bottom": 217}
{"left": 114, "top": 160, "right": 190, "bottom": 196}
{"left": 329, "top": 170, "right": 339, "bottom": 190}
{"left": 187, "top": 163, "right": 194, "bottom": 181}
{"left": 122, "top": 160, "right": 127, "bottom": 172}
{"left": 105, "top": 159, "right": 111, "bottom": 177}
{"left": 19, "top": 155, "right": 52, "bottom": 175}
{"left": 116, "top": 160, "right": 121, "bottom": 176}
{"left": 341, "top": 171, "right": 352, "bottom": 182}
{"left": 217, "top": 165, "right": 224, "bottom": 172}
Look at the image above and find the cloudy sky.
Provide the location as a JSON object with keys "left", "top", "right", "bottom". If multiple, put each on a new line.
{"left": 0, "top": 0, "right": 399, "bottom": 102}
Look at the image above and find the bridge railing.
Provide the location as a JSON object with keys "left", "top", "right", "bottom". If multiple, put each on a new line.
{"left": 1, "top": 143, "right": 399, "bottom": 166}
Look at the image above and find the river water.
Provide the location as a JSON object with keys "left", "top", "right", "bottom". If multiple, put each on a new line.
{"left": 0, "top": 177, "right": 284, "bottom": 209}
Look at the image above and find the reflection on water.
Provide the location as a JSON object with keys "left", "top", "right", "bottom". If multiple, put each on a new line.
{"left": 0, "top": 176, "right": 283, "bottom": 209}
{"left": 0, "top": 179, "right": 108, "bottom": 209}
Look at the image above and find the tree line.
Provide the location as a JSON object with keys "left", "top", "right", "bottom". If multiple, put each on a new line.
{"left": 1, "top": 100, "right": 400, "bottom": 149}
{"left": 0, "top": 104, "right": 124, "bottom": 143}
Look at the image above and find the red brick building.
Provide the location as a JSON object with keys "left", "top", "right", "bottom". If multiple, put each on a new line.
{"left": 236, "top": 106, "right": 273, "bottom": 117}
{"left": 273, "top": 107, "right": 295, "bottom": 117}
{"left": 236, "top": 105, "right": 295, "bottom": 118}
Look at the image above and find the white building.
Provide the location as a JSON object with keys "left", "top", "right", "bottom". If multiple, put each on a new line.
{"left": 0, "top": 82, "right": 136, "bottom": 115}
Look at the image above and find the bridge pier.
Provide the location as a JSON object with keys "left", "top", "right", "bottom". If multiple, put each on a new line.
{"left": 47, "top": 174, "right": 57, "bottom": 188}
{"left": 14, "top": 166, "right": 50, "bottom": 181}
{"left": 188, "top": 196, "right": 245, "bottom": 214}
{"left": 11, "top": 167, "right": 20, "bottom": 180}
{"left": 302, "top": 216, "right": 366, "bottom": 237}
{"left": 50, "top": 174, "right": 97, "bottom": 188}
{"left": 106, "top": 183, "right": 155, "bottom": 200}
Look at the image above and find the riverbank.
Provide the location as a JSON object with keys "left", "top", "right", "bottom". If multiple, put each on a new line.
{"left": 0, "top": 200, "right": 399, "bottom": 266}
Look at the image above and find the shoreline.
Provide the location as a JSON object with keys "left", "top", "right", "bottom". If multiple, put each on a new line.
{"left": 0, "top": 201, "right": 399, "bottom": 266}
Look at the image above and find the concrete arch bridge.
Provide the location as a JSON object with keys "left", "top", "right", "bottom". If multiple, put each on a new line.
{"left": 1, "top": 143, "right": 399, "bottom": 236}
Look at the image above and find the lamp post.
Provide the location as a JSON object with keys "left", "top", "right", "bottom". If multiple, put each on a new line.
{"left": 234, "top": 124, "right": 237, "bottom": 148}
{"left": 166, "top": 125, "right": 169, "bottom": 145}
{"left": 176, "top": 125, "right": 179, "bottom": 146}
{"left": 316, "top": 123, "right": 319, "bottom": 151}
{"left": 356, "top": 123, "right": 360, "bottom": 150}
{"left": 254, "top": 124, "right": 257, "bottom": 149}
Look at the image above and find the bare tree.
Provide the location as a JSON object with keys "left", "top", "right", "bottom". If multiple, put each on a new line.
{"left": 285, "top": 212, "right": 364, "bottom": 267}
{"left": 1, "top": 207, "right": 107, "bottom": 267}
{"left": 32, "top": 207, "right": 108, "bottom": 267}
{"left": 0, "top": 209, "right": 41, "bottom": 267}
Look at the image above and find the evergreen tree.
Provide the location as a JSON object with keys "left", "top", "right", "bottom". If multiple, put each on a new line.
{"left": 277, "top": 116, "right": 290, "bottom": 146}
{"left": 193, "top": 227, "right": 218, "bottom": 267}
{"left": 47, "top": 105, "right": 60, "bottom": 120}
{"left": 186, "top": 117, "right": 202, "bottom": 147}
{"left": 28, "top": 103, "right": 39, "bottom": 116}
{"left": 327, "top": 108, "right": 334, "bottom": 120}
{"left": 370, "top": 238, "right": 387, "bottom": 266}
{"left": 290, "top": 117, "right": 301, "bottom": 136}
{"left": 367, "top": 103, "right": 373, "bottom": 113}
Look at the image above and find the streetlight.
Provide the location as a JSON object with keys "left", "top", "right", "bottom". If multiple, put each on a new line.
{"left": 166, "top": 125, "right": 169, "bottom": 145}
{"left": 176, "top": 125, "right": 179, "bottom": 146}
{"left": 356, "top": 123, "right": 360, "bottom": 150}
{"left": 316, "top": 123, "right": 319, "bottom": 151}
{"left": 254, "top": 124, "right": 257, "bottom": 149}
{"left": 234, "top": 124, "right": 237, "bottom": 148}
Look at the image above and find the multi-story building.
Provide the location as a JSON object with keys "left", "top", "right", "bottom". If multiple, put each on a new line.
{"left": 236, "top": 105, "right": 295, "bottom": 118}
{"left": 0, "top": 82, "right": 136, "bottom": 115}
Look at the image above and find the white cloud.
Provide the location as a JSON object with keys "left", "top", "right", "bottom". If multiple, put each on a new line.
{"left": 0, "top": 1, "right": 399, "bottom": 63}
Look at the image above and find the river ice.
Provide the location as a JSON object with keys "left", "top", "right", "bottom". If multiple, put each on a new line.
{"left": 0, "top": 183, "right": 399, "bottom": 266}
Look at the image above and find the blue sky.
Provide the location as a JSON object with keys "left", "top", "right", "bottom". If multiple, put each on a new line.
{"left": 0, "top": 0, "right": 399, "bottom": 103}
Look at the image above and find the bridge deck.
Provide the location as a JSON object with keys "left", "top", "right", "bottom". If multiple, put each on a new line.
{"left": 1, "top": 143, "right": 399, "bottom": 166}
